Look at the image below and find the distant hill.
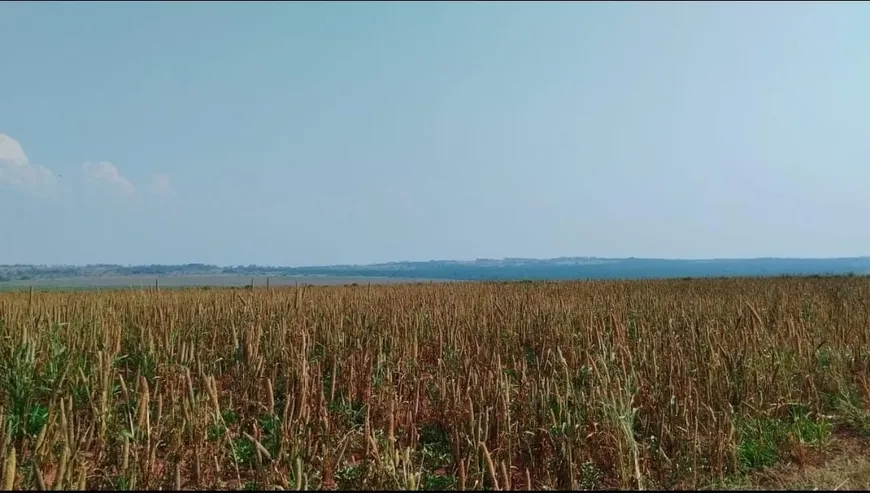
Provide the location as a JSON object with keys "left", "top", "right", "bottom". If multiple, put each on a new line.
{"left": 2, "top": 257, "right": 869, "bottom": 283}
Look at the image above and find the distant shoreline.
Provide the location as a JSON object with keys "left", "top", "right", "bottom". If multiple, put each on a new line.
{"left": 1, "top": 257, "right": 869, "bottom": 288}
{"left": 0, "top": 275, "right": 448, "bottom": 291}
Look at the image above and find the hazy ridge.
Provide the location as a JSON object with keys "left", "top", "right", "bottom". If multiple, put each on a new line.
{"left": 2, "top": 256, "right": 870, "bottom": 284}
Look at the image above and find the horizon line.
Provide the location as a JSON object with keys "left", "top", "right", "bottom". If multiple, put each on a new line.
{"left": 4, "top": 255, "right": 870, "bottom": 270}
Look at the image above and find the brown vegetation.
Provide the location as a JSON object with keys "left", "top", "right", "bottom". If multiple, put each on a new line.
{"left": 0, "top": 276, "right": 869, "bottom": 490}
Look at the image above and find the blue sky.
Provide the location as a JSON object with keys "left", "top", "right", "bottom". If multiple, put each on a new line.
{"left": 2, "top": 2, "right": 869, "bottom": 266}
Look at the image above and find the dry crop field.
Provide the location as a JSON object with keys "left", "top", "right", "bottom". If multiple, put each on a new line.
{"left": 0, "top": 277, "right": 869, "bottom": 490}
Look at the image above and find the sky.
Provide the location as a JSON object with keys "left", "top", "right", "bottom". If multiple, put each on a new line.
{"left": 2, "top": 2, "right": 869, "bottom": 266}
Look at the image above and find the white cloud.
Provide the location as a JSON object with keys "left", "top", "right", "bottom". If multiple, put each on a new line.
{"left": 149, "top": 173, "right": 175, "bottom": 196}
{"left": 2, "top": 134, "right": 171, "bottom": 204}
{"left": 82, "top": 161, "right": 137, "bottom": 198}
{"left": 0, "top": 134, "right": 59, "bottom": 197}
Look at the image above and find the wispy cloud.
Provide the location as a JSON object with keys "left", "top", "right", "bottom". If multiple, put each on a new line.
{"left": 82, "top": 161, "right": 137, "bottom": 198}
{"left": 2, "top": 133, "right": 173, "bottom": 204}
{"left": 0, "top": 134, "right": 60, "bottom": 198}
{"left": 149, "top": 173, "right": 175, "bottom": 196}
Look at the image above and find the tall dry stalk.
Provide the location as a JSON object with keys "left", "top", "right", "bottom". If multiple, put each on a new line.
{"left": 0, "top": 277, "right": 867, "bottom": 489}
